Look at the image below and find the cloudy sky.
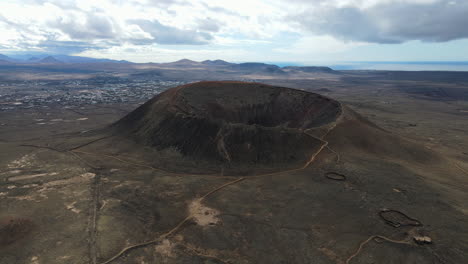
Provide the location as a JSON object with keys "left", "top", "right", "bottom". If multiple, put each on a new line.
{"left": 1, "top": 0, "right": 468, "bottom": 63}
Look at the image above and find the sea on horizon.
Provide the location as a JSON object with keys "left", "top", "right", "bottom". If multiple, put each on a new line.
{"left": 266, "top": 61, "right": 468, "bottom": 71}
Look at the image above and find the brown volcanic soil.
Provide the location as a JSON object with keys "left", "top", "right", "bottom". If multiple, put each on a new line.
{"left": 0, "top": 217, "right": 34, "bottom": 247}
{"left": 1, "top": 81, "right": 467, "bottom": 264}
{"left": 112, "top": 81, "right": 342, "bottom": 174}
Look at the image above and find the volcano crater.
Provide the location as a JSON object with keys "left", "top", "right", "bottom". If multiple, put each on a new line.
{"left": 113, "top": 81, "right": 342, "bottom": 174}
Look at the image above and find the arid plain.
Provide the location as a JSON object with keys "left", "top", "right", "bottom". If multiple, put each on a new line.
{"left": 1, "top": 61, "right": 467, "bottom": 264}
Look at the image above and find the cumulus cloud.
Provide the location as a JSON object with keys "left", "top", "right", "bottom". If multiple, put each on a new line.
{"left": 145, "top": 0, "right": 188, "bottom": 8}
{"left": 291, "top": 0, "right": 468, "bottom": 43}
{"left": 197, "top": 18, "right": 223, "bottom": 32}
{"left": 0, "top": 0, "right": 222, "bottom": 54}
{"left": 48, "top": 13, "right": 118, "bottom": 40}
{"left": 0, "top": 0, "right": 467, "bottom": 61}
{"left": 200, "top": 2, "right": 243, "bottom": 17}
{"left": 129, "top": 19, "right": 213, "bottom": 45}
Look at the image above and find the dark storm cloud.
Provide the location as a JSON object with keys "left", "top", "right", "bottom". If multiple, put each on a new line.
{"left": 129, "top": 19, "right": 213, "bottom": 45}
{"left": 292, "top": 0, "right": 468, "bottom": 43}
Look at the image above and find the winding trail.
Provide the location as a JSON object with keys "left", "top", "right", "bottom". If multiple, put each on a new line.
{"left": 88, "top": 123, "right": 338, "bottom": 264}
{"left": 179, "top": 243, "right": 231, "bottom": 264}
{"left": 69, "top": 135, "right": 113, "bottom": 151}
{"left": 100, "top": 177, "right": 245, "bottom": 264}
{"left": 345, "top": 235, "right": 413, "bottom": 264}
{"left": 72, "top": 149, "right": 235, "bottom": 179}
{"left": 88, "top": 170, "right": 102, "bottom": 264}
{"left": 17, "top": 110, "right": 348, "bottom": 264}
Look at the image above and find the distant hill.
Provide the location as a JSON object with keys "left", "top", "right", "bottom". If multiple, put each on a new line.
{"left": 175, "top": 59, "right": 197, "bottom": 64}
{"left": 229, "top": 62, "right": 286, "bottom": 74}
{"left": 201, "top": 59, "right": 233, "bottom": 66}
{"left": 283, "top": 66, "right": 335, "bottom": 73}
{"left": 27, "top": 57, "right": 40, "bottom": 62}
{"left": 38, "top": 56, "right": 63, "bottom": 64}
{"left": 0, "top": 54, "right": 16, "bottom": 62}
{"left": 0, "top": 59, "right": 13, "bottom": 65}
{"left": 154, "top": 60, "right": 334, "bottom": 76}
{"left": 161, "top": 59, "right": 202, "bottom": 67}
{"left": 53, "top": 55, "right": 131, "bottom": 64}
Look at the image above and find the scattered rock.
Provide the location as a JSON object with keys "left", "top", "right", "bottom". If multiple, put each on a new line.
{"left": 8, "top": 154, "right": 35, "bottom": 168}
{"left": 31, "top": 256, "right": 39, "bottom": 264}
{"left": 325, "top": 172, "right": 346, "bottom": 181}
{"left": 413, "top": 235, "right": 432, "bottom": 245}
{"left": 392, "top": 188, "right": 406, "bottom": 194}
{"left": 65, "top": 202, "right": 81, "bottom": 214}
{"left": 379, "top": 209, "right": 422, "bottom": 227}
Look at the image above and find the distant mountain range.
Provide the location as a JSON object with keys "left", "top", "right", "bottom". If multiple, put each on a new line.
{"left": 154, "top": 59, "right": 334, "bottom": 73}
{"left": 0, "top": 54, "right": 332, "bottom": 72}
{"left": 0, "top": 54, "right": 13, "bottom": 62}
{"left": 0, "top": 54, "right": 336, "bottom": 79}
{"left": 0, "top": 53, "right": 131, "bottom": 64}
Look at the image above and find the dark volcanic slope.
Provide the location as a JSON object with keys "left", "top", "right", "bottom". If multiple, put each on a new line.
{"left": 113, "top": 81, "right": 342, "bottom": 173}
